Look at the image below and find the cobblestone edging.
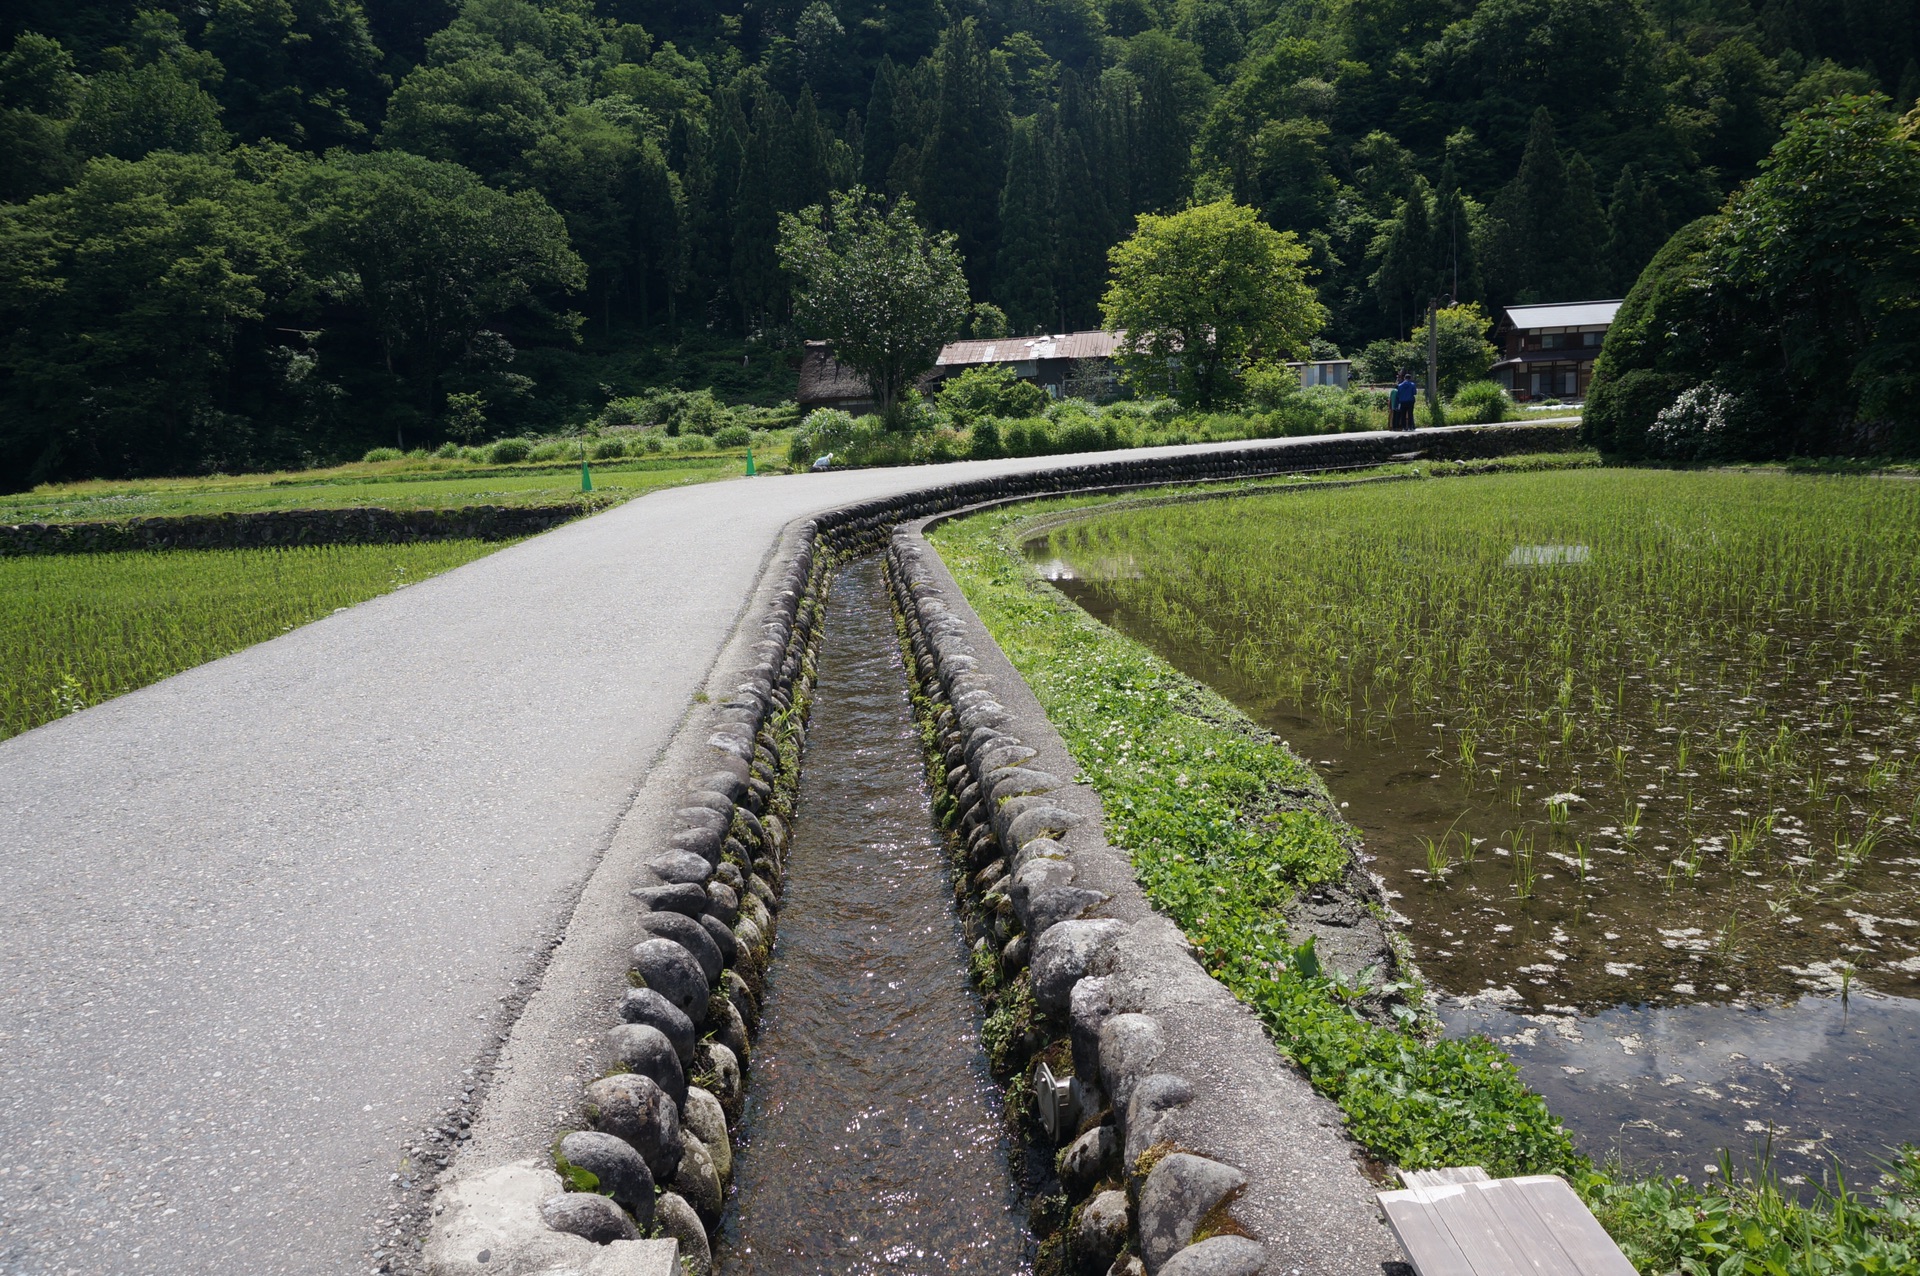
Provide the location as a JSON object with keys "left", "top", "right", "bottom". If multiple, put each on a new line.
{"left": 0, "top": 503, "right": 599, "bottom": 555}
{"left": 472, "top": 424, "right": 1574, "bottom": 1272}
{"left": 884, "top": 524, "right": 1402, "bottom": 1276}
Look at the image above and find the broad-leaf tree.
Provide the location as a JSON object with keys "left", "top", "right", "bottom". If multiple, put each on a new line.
{"left": 0, "top": 151, "right": 299, "bottom": 484}
{"left": 778, "top": 186, "right": 968, "bottom": 423}
{"left": 292, "top": 150, "right": 583, "bottom": 432}
{"left": 1585, "top": 95, "right": 1920, "bottom": 460}
{"left": 1101, "top": 198, "right": 1326, "bottom": 407}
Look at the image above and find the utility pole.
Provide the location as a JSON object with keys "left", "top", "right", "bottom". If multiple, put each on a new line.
{"left": 1426, "top": 296, "right": 1441, "bottom": 428}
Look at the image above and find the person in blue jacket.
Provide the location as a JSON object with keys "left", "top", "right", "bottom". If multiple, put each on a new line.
{"left": 1393, "top": 371, "right": 1418, "bottom": 431}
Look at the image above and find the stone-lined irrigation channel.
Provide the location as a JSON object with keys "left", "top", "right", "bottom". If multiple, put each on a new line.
{"left": 711, "top": 558, "right": 1029, "bottom": 1274}
{"left": 398, "top": 425, "right": 1580, "bottom": 1276}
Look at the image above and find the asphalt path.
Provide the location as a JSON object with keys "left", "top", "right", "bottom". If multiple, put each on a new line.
{"left": 0, "top": 433, "right": 1532, "bottom": 1274}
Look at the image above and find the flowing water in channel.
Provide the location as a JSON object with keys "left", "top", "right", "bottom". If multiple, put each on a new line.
{"left": 712, "top": 558, "right": 1030, "bottom": 1276}
{"left": 1033, "top": 545, "right": 1920, "bottom": 1189}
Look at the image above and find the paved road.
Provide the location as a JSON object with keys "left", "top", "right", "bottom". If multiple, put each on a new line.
{"left": 0, "top": 433, "right": 1524, "bottom": 1274}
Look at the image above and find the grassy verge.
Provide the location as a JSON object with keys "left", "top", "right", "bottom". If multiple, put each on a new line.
{"left": 928, "top": 459, "right": 1920, "bottom": 1273}
{"left": 1, "top": 540, "right": 502, "bottom": 739}
{"left": 0, "top": 452, "right": 751, "bottom": 525}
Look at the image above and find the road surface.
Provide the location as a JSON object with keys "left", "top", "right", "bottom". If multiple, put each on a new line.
{"left": 0, "top": 432, "right": 1545, "bottom": 1273}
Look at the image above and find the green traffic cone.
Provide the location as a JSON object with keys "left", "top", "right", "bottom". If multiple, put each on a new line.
{"left": 745, "top": 443, "right": 757, "bottom": 476}
{"left": 581, "top": 456, "right": 592, "bottom": 492}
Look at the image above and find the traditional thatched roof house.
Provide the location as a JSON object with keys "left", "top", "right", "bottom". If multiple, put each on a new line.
{"left": 798, "top": 331, "right": 1356, "bottom": 411}
{"left": 797, "top": 329, "right": 1128, "bottom": 413}
{"left": 795, "top": 342, "right": 880, "bottom": 414}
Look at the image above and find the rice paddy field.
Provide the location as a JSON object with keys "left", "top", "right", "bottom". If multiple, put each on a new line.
{"left": 1029, "top": 468, "right": 1920, "bottom": 1184}
{"left": 0, "top": 540, "right": 502, "bottom": 740}
{"left": 0, "top": 454, "right": 739, "bottom": 524}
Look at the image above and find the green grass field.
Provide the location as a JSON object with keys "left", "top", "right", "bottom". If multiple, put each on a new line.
{"left": 0, "top": 540, "right": 503, "bottom": 739}
{"left": 0, "top": 452, "right": 750, "bottom": 524}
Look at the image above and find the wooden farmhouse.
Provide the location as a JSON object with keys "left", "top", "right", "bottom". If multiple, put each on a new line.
{"left": 798, "top": 329, "right": 1353, "bottom": 413}
{"left": 1491, "top": 300, "right": 1622, "bottom": 402}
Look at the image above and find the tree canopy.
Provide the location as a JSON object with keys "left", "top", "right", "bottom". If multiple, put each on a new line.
{"left": 777, "top": 187, "right": 967, "bottom": 421}
{"left": 1102, "top": 199, "right": 1325, "bottom": 407}
{"left": 1584, "top": 96, "right": 1920, "bottom": 460}
{"left": 1, "top": 0, "right": 1916, "bottom": 484}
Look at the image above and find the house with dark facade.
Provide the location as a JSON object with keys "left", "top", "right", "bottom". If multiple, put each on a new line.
{"left": 1491, "top": 300, "right": 1622, "bottom": 402}
{"left": 798, "top": 328, "right": 1354, "bottom": 412}
{"left": 797, "top": 331, "right": 1125, "bottom": 413}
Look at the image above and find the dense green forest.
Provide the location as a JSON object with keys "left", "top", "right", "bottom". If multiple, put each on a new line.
{"left": 0, "top": 0, "right": 1912, "bottom": 486}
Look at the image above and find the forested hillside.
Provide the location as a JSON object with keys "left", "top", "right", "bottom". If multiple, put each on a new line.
{"left": 0, "top": 0, "right": 1911, "bottom": 485}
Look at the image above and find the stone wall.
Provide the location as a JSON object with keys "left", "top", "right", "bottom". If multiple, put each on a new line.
{"left": 518, "top": 424, "right": 1578, "bottom": 1271}
{"left": 884, "top": 528, "right": 1403, "bottom": 1276}
{"left": 0, "top": 503, "right": 596, "bottom": 556}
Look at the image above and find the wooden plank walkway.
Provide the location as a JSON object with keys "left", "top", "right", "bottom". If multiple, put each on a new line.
{"left": 1379, "top": 1169, "right": 1637, "bottom": 1276}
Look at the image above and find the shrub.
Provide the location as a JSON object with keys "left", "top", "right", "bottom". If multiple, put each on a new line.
{"left": 1055, "top": 418, "right": 1118, "bottom": 454}
{"left": 488, "top": 437, "right": 532, "bottom": 464}
{"left": 968, "top": 419, "right": 1003, "bottom": 459}
{"left": 840, "top": 419, "right": 914, "bottom": 466}
{"left": 1043, "top": 396, "right": 1098, "bottom": 424}
{"left": 936, "top": 364, "right": 1050, "bottom": 425}
{"left": 362, "top": 447, "right": 403, "bottom": 462}
{"left": 591, "top": 436, "right": 628, "bottom": 459}
{"left": 601, "top": 387, "right": 737, "bottom": 437}
{"left": 712, "top": 424, "right": 751, "bottom": 449}
{"left": 917, "top": 430, "right": 964, "bottom": 463}
{"left": 1242, "top": 361, "right": 1303, "bottom": 409}
{"left": 526, "top": 441, "right": 569, "bottom": 462}
{"left": 1448, "top": 380, "right": 1513, "bottom": 425}
{"left": 433, "top": 441, "right": 462, "bottom": 458}
{"left": 789, "top": 408, "right": 859, "bottom": 467}
{"left": 1299, "top": 384, "right": 1366, "bottom": 432}
{"left": 676, "top": 434, "right": 711, "bottom": 452}
{"left": 641, "top": 434, "right": 664, "bottom": 453}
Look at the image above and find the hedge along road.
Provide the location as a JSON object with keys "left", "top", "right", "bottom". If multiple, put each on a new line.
{"left": 0, "top": 427, "right": 1551, "bottom": 1275}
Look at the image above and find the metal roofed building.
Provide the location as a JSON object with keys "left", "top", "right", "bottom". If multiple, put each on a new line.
{"left": 797, "top": 330, "right": 1127, "bottom": 412}
{"left": 1492, "top": 299, "right": 1623, "bottom": 402}
{"left": 934, "top": 330, "right": 1125, "bottom": 399}
{"left": 796, "top": 328, "right": 1352, "bottom": 413}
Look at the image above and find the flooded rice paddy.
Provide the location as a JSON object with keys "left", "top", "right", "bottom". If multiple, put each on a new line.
{"left": 1030, "top": 469, "right": 1920, "bottom": 1183}
{"left": 712, "top": 558, "right": 1029, "bottom": 1275}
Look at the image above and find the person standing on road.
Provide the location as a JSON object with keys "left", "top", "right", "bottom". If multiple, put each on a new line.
{"left": 1393, "top": 371, "right": 1418, "bottom": 431}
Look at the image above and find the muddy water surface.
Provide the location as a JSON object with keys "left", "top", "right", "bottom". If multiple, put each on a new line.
{"left": 712, "top": 558, "right": 1029, "bottom": 1276}
{"left": 1033, "top": 546, "right": 1920, "bottom": 1186}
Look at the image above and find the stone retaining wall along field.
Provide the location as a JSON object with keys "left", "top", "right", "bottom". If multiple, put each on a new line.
{"left": 0, "top": 503, "right": 596, "bottom": 555}
{"left": 480, "top": 425, "right": 1578, "bottom": 1273}
{"left": 885, "top": 526, "right": 1402, "bottom": 1276}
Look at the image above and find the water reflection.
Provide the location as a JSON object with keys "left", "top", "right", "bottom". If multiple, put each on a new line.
{"left": 1026, "top": 530, "right": 1920, "bottom": 1185}
{"left": 1444, "top": 990, "right": 1920, "bottom": 1184}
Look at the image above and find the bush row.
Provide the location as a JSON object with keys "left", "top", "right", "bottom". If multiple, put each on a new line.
{"left": 787, "top": 381, "right": 1517, "bottom": 470}
{"left": 363, "top": 427, "right": 771, "bottom": 467}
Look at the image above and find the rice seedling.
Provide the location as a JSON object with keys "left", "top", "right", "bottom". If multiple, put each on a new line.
{"left": 1032, "top": 469, "right": 1920, "bottom": 1007}
{"left": 0, "top": 541, "right": 501, "bottom": 739}
{"left": 939, "top": 477, "right": 1920, "bottom": 1271}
